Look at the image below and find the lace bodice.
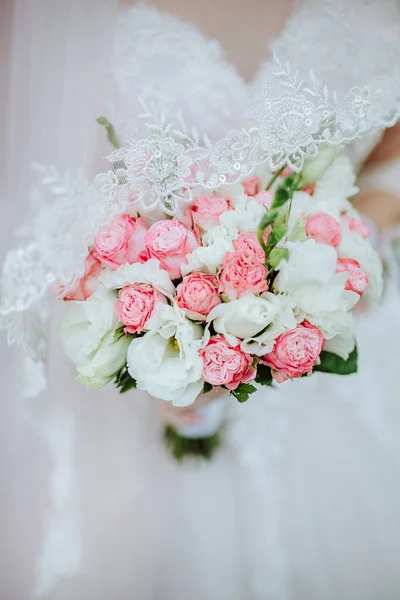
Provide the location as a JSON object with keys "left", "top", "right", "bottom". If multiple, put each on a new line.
{"left": 1, "top": 0, "right": 400, "bottom": 366}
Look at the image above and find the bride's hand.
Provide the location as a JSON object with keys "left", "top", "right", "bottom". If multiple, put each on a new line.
{"left": 155, "top": 387, "right": 228, "bottom": 429}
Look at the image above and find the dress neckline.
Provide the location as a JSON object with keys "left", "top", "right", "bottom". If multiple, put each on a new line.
{"left": 136, "top": 0, "right": 294, "bottom": 85}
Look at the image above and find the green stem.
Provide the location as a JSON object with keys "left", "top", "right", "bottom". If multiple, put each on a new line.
{"left": 288, "top": 172, "right": 302, "bottom": 215}
{"left": 258, "top": 170, "right": 302, "bottom": 266}
{"left": 164, "top": 425, "right": 221, "bottom": 461}
{"left": 96, "top": 116, "right": 121, "bottom": 150}
{"left": 266, "top": 166, "right": 285, "bottom": 190}
{"left": 257, "top": 215, "right": 271, "bottom": 254}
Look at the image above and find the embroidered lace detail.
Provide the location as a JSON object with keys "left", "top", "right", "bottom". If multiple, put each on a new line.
{"left": 0, "top": 167, "right": 88, "bottom": 360}
{"left": 249, "top": 58, "right": 400, "bottom": 171}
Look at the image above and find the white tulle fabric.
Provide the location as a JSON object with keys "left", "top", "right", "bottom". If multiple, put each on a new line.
{"left": 1, "top": 1, "right": 400, "bottom": 599}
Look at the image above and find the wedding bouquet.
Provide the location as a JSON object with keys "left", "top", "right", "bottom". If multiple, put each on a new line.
{"left": 56, "top": 145, "right": 382, "bottom": 459}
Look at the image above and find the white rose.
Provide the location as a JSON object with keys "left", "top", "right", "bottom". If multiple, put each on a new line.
{"left": 100, "top": 258, "right": 174, "bottom": 296}
{"left": 312, "top": 154, "right": 358, "bottom": 213}
{"left": 220, "top": 198, "right": 266, "bottom": 232}
{"left": 60, "top": 285, "right": 128, "bottom": 388}
{"left": 274, "top": 240, "right": 359, "bottom": 338}
{"left": 324, "top": 329, "right": 356, "bottom": 360}
{"left": 207, "top": 293, "right": 279, "bottom": 345}
{"left": 127, "top": 302, "right": 204, "bottom": 406}
{"left": 275, "top": 239, "right": 338, "bottom": 290}
{"left": 77, "top": 332, "right": 130, "bottom": 388}
{"left": 60, "top": 285, "right": 119, "bottom": 366}
{"left": 338, "top": 227, "right": 383, "bottom": 303}
{"left": 240, "top": 294, "right": 297, "bottom": 355}
{"left": 306, "top": 308, "right": 356, "bottom": 342}
{"left": 182, "top": 225, "right": 237, "bottom": 276}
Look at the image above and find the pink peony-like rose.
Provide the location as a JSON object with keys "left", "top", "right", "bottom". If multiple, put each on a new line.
{"left": 176, "top": 272, "right": 221, "bottom": 319}
{"left": 188, "top": 195, "right": 231, "bottom": 230}
{"left": 335, "top": 257, "right": 368, "bottom": 295}
{"left": 263, "top": 322, "right": 325, "bottom": 382}
{"left": 115, "top": 283, "right": 165, "bottom": 334}
{"left": 305, "top": 211, "right": 342, "bottom": 247}
{"left": 242, "top": 175, "right": 260, "bottom": 196}
{"left": 144, "top": 218, "right": 198, "bottom": 280}
{"left": 218, "top": 251, "right": 269, "bottom": 300}
{"left": 343, "top": 216, "right": 371, "bottom": 239}
{"left": 232, "top": 232, "right": 265, "bottom": 262}
{"left": 54, "top": 251, "right": 102, "bottom": 301}
{"left": 254, "top": 190, "right": 273, "bottom": 208}
{"left": 94, "top": 214, "right": 148, "bottom": 269}
{"left": 199, "top": 336, "right": 256, "bottom": 390}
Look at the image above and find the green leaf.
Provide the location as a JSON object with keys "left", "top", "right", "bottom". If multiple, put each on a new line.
{"left": 268, "top": 247, "right": 289, "bottom": 268}
{"left": 114, "top": 368, "right": 137, "bottom": 393}
{"left": 255, "top": 364, "right": 274, "bottom": 386}
{"left": 287, "top": 219, "right": 306, "bottom": 242}
{"left": 96, "top": 116, "right": 121, "bottom": 149}
{"left": 271, "top": 186, "right": 290, "bottom": 208}
{"left": 231, "top": 382, "right": 257, "bottom": 403}
{"left": 113, "top": 326, "right": 126, "bottom": 342}
{"left": 164, "top": 425, "right": 221, "bottom": 461}
{"left": 264, "top": 223, "right": 288, "bottom": 260}
{"left": 266, "top": 166, "right": 285, "bottom": 190}
{"left": 314, "top": 346, "right": 358, "bottom": 375}
{"left": 272, "top": 223, "right": 288, "bottom": 241}
{"left": 203, "top": 382, "right": 213, "bottom": 394}
{"left": 259, "top": 210, "right": 278, "bottom": 231}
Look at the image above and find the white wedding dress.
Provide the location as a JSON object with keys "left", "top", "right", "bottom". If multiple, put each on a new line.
{"left": 2, "top": 2, "right": 400, "bottom": 599}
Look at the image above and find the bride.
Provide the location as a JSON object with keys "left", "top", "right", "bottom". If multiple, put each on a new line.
{"left": 1, "top": 1, "right": 400, "bottom": 599}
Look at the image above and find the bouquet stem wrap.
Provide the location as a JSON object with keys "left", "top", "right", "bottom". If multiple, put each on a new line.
{"left": 164, "top": 398, "right": 227, "bottom": 460}
{"left": 177, "top": 397, "right": 226, "bottom": 439}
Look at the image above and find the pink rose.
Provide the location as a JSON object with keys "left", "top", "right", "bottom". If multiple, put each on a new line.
{"left": 94, "top": 214, "right": 148, "bottom": 269}
{"left": 263, "top": 322, "right": 325, "bottom": 382}
{"left": 176, "top": 273, "right": 221, "bottom": 319}
{"left": 188, "top": 195, "right": 231, "bottom": 230}
{"left": 343, "top": 216, "right": 370, "bottom": 239}
{"left": 335, "top": 258, "right": 368, "bottom": 295}
{"left": 302, "top": 184, "right": 315, "bottom": 196}
{"left": 199, "top": 336, "right": 256, "bottom": 390}
{"left": 144, "top": 218, "right": 198, "bottom": 280}
{"left": 242, "top": 175, "right": 260, "bottom": 196}
{"left": 54, "top": 251, "right": 102, "bottom": 301}
{"left": 115, "top": 283, "right": 165, "bottom": 334}
{"left": 232, "top": 232, "right": 265, "bottom": 263}
{"left": 279, "top": 167, "right": 293, "bottom": 179}
{"left": 305, "top": 211, "right": 342, "bottom": 247}
{"left": 218, "top": 251, "right": 269, "bottom": 300}
{"left": 254, "top": 190, "right": 273, "bottom": 208}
